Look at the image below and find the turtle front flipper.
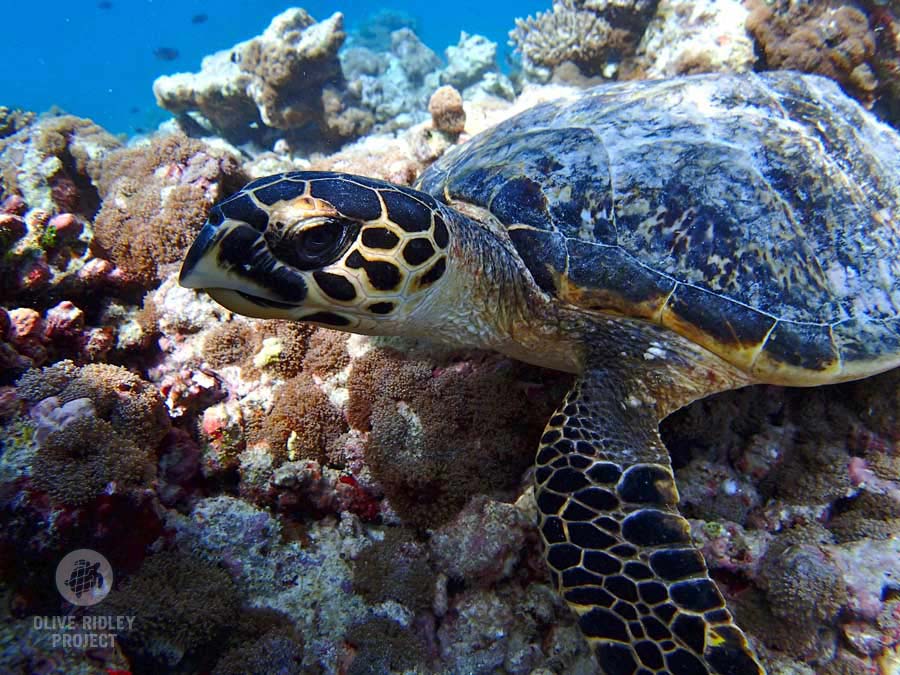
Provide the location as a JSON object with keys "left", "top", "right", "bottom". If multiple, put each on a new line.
{"left": 535, "top": 369, "right": 764, "bottom": 675}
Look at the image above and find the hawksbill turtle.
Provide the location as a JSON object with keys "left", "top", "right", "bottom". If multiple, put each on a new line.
{"left": 179, "top": 71, "right": 900, "bottom": 674}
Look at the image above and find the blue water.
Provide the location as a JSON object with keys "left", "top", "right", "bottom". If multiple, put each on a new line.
{"left": 2, "top": 1, "right": 547, "bottom": 137}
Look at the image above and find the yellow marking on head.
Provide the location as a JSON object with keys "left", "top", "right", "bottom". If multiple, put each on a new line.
{"left": 267, "top": 195, "right": 339, "bottom": 226}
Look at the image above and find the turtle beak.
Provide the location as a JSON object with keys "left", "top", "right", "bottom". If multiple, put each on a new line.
{"left": 179, "top": 217, "right": 309, "bottom": 314}
{"left": 179, "top": 221, "right": 226, "bottom": 290}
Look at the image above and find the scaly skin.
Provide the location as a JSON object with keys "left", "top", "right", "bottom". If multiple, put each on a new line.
{"left": 180, "top": 170, "right": 766, "bottom": 674}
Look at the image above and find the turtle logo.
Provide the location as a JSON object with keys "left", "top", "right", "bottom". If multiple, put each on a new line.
{"left": 55, "top": 549, "right": 113, "bottom": 606}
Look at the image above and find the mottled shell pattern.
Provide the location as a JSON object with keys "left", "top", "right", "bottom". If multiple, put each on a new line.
{"left": 418, "top": 72, "right": 900, "bottom": 386}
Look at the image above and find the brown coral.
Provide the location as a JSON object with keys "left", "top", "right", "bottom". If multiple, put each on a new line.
{"left": 429, "top": 85, "right": 466, "bottom": 135}
{"left": 202, "top": 320, "right": 262, "bottom": 369}
{"left": 347, "top": 347, "right": 565, "bottom": 526}
{"left": 253, "top": 320, "right": 316, "bottom": 378}
{"left": 746, "top": 1, "right": 878, "bottom": 103}
{"left": 213, "top": 608, "right": 304, "bottom": 675}
{"left": 33, "top": 416, "right": 154, "bottom": 505}
{"left": 92, "top": 134, "right": 245, "bottom": 287}
{"left": 153, "top": 9, "right": 371, "bottom": 147}
{"left": 0, "top": 114, "right": 121, "bottom": 216}
{"left": 352, "top": 528, "right": 435, "bottom": 611}
{"left": 344, "top": 617, "right": 427, "bottom": 675}
{"left": 58, "top": 363, "right": 171, "bottom": 449}
{"left": 302, "top": 328, "right": 350, "bottom": 378}
{"left": 100, "top": 551, "right": 241, "bottom": 669}
{"left": 0, "top": 107, "right": 34, "bottom": 140}
{"left": 260, "top": 372, "right": 347, "bottom": 464}
{"left": 17, "top": 360, "right": 171, "bottom": 451}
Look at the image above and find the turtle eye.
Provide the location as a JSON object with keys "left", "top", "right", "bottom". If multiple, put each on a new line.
{"left": 300, "top": 222, "right": 341, "bottom": 255}
{"left": 268, "top": 218, "right": 359, "bottom": 270}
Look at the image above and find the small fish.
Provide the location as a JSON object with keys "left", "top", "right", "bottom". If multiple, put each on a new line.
{"left": 191, "top": 13, "right": 208, "bottom": 25}
{"left": 97, "top": 1, "right": 113, "bottom": 8}
{"left": 154, "top": 47, "right": 180, "bottom": 62}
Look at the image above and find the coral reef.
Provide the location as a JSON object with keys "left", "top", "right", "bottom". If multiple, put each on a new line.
{"left": 92, "top": 133, "right": 245, "bottom": 287}
{"left": 746, "top": 1, "right": 878, "bottom": 104}
{"left": 99, "top": 551, "right": 241, "bottom": 670}
{"left": 340, "top": 28, "right": 442, "bottom": 131}
{"left": 631, "top": 0, "right": 755, "bottom": 77}
{"left": 0, "top": 114, "right": 120, "bottom": 215}
{"left": 510, "top": 0, "right": 661, "bottom": 81}
{"left": 2, "top": 6, "right": 900, "bottom": 673}
{"left": 154, "top": 9, "right": 372, "bottom": 148}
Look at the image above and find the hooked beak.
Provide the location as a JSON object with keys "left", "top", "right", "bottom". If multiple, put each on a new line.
{"left": 178, "top": 218, "right": 309, "bottom": 317}
{"left": 179, "top": 221, "right": 226, "bottom": 289}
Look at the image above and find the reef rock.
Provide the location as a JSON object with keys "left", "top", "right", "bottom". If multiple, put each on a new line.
{"left": 0, "top": 114, "right": 120, "bottom": 216}
{"left": 341, "top": 28, "right": 443, "bottom": 130}
{"left": 632, "top": 0, "right": 755, "bottom": 77}
{"left": 153, "top": 8, "right": 372, "bottom": 148}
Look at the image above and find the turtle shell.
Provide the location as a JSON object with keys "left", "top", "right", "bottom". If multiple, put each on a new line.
{"left": 417, "top": 72, "right": 900, "bottom": 385}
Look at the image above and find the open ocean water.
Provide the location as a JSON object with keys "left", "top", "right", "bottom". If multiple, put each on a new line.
{"left": 2, "top": 0, "right": 546, "bottom": 136}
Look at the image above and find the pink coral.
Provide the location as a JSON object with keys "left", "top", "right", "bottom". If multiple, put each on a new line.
{"left": 6, "top": 307, "right": 47, "bottom": 364}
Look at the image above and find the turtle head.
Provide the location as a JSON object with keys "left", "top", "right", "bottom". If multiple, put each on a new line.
{"left": 179, "top": 172, "right": 453, "bottom": 335}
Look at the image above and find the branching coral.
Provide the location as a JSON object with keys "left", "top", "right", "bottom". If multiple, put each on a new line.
{"left": 92, "top": 134, "right": 245, "bottom": 287}
{"left": 510, "top": 0, "right": 659, "bottom": 80}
